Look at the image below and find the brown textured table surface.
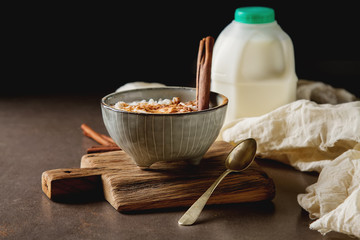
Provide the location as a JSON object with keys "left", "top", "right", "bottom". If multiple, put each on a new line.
{"left": 0, "top": 95, "right": 353, "bottom": 240}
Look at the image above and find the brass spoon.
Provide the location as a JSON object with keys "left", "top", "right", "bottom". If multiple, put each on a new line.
{"left": 178, "top": 138, "right": 257, "bottom": 226}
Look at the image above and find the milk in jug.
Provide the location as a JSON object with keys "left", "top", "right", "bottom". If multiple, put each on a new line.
{"left": 211, "top": 7, "right": 297, "bottom": 123}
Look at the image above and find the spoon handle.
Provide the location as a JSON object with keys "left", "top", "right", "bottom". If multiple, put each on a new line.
{"left": 178, "top": 169, "right": 232, "bottom": 226}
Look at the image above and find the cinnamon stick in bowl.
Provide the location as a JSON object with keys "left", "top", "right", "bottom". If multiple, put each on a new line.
{"left": 196, "top": 36, "right": 214, "bottom": 111}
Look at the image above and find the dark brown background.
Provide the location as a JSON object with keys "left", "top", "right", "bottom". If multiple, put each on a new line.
{"left": 5, "top": 1, "right": 360, "bottom": 96}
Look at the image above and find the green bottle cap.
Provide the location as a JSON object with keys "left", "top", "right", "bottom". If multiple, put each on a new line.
{"left": 234, "top": 7, "right": 275, "bottom": 24}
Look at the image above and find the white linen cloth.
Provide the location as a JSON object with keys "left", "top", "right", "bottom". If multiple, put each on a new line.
{"left": 220, "top": 100, "right": 360, "bottom": 172}
{"left": 297, "top": 79, "right": 357, "bottom": 104}
{"left": 298, "top": 145, "right": 360, "bottom": 237}
{"left": 220, "top": 100, "right": 360, "bottom": 238}
{"left": 115, "top": 82, "right": 165, "bottom": 92}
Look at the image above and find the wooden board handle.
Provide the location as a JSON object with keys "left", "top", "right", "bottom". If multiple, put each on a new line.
{"left": 41, "top": 168, "right": 106, "bottom": 201}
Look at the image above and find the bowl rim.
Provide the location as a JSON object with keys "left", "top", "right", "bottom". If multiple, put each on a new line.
{"left": 101, "top": 86, "right": 228, "bottom": 116}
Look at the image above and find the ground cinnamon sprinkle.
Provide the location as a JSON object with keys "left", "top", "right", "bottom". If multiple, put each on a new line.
{"left": 112, "top": 97, "right": 198, "bottom": 114}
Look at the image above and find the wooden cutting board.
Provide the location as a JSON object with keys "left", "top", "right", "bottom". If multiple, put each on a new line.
{"left": 42, "top": 141, "right": 275, "bottom": 212}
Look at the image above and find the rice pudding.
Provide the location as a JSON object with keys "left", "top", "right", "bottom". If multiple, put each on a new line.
{"left": 113, "top": 97, "right": 197, "bottom": 113}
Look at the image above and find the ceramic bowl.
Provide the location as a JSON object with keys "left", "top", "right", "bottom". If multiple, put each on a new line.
{"left": 101, "top": 87, "right": 228, "bottom": 167}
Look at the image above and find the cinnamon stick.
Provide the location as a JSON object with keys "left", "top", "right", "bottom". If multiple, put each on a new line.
{"left": 81, "top": 123, "right": 114, "bottom": 146}
{"left": 196, "top": 36, "right": 214, "bottom": 111}
{"left": 87, "top": 145, "right": 121, "bottom": 153}
{"left": 100, "top": 134, "right": 116, "bottom": 145}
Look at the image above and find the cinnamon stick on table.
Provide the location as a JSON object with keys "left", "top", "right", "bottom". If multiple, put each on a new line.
{"left": 81, "top": 123, "right": 121, "bottom": 153}
{"left": 81, "top": 123, "right": 115, "bottom": 146}
{"left": 196, "top": 36, "right": 214, "bottom": 111}
{"left": 87, "top": 145, "right": 121, "bottom": 153}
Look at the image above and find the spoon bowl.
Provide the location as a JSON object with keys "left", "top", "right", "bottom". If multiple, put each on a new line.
{"left": 225, "top": 138, "right": 257, "bottom": 171}
{"left": 178, "top": 138, "right": 257, "bottom": 226}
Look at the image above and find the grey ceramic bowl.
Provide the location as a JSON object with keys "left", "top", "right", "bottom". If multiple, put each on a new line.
{"left": 101, "top": 87, "right": 228, "bottom": 167}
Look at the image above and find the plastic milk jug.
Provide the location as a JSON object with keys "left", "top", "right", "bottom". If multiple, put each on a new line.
{"left": 211, "top": 7, "right": 297, "bottom": 123}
